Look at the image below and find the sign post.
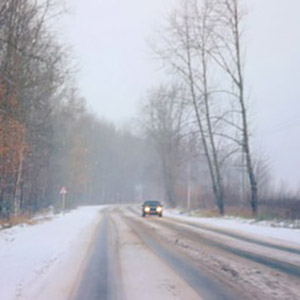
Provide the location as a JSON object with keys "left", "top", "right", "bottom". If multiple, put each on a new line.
{"left": 60, "top": 186, "right": 67, "bottom": 213}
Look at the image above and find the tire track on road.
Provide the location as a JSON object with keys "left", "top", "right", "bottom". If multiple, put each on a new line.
{"left": 122, "top": 213, "right": 244, "bottom": 300}
{"left": 74, "top": 210, "right": 122, "bottom": 300}
{"left": 155, "top": 218, "right": 300, "bottom": 279}
{"left": 128, "top": 206, "right": 300, "bottom": 277}
{"left": 164, "top": 215, "right": 300, "bottom": 256}
{"left": 124, "top": 207, "right": 300, "bottom": 298}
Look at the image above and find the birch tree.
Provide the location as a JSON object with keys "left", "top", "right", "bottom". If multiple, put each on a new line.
{"left": 152, "top": 0, "right": 227, "bottom": 214}
{"left": 211, "top": 0, "right": 259, "bottom": 215}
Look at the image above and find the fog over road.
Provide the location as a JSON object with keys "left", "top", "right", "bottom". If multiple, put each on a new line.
{"left": 73, "top": 206, "right": 300, "bottom": 300}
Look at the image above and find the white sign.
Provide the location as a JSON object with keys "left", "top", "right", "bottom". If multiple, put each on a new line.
{"left": 60, "top": 186, "right": 67, "bottom": 195}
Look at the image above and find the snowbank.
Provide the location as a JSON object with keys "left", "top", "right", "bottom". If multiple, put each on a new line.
{"left": 165, "top": 210, "right": 300, "bottom": 247}
{"left": 0, "top": 206, "right": 104, "bottom": 300}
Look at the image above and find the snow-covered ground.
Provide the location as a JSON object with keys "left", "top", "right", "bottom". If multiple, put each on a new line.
{"left": 165, "top": 210, "right": 300, "bottom": 247}
{"left": 0, "top": 206, "right": 104, "bottom": 300}
{"left": 1, "top": 205, "right": 300, "bottom": 300}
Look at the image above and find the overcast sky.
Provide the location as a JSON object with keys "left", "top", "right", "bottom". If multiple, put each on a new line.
{"left": 60, "top": 0, "right": 300, "bottom": 191}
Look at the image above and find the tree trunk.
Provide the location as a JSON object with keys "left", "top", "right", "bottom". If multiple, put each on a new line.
{"left": 233, "top": 0, "right": 258, "bottom": 215}
{"left": 201, "top": 48, "right": 225, "bottom": 215}
{"left": 184, "top": 16, "right": 223, "bottom": 214}
{"left": 13, "top": 141, "right": 25, "bottom": 216}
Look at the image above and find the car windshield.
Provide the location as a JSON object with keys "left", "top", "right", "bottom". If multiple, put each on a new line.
{"left": 144, "top": 201, "right": 161, "bottom": 206}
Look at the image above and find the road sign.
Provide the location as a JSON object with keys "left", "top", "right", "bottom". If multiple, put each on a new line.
{"left": 60, "top": 186, "right": 67, "bottom": 195}
{"left": 60, "top": 186, "right": 67, "bottom": 213}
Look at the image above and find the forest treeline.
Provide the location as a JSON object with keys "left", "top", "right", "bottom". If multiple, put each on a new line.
{"left": 0, "top": 0, "right": 299, "bottom": 220}
{"left": 0, "top": 0, "right": 147, "bottom": 218}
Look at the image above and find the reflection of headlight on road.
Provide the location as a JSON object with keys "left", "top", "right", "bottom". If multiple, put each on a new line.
{"left": 144, "top": 206, "right": 150, "bottom": 212}
{"left": 156, "top": 206, "right": 162, "bottom": 212}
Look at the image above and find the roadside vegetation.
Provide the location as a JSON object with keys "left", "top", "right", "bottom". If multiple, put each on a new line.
{"left": 0, "top": 0, "right": 299, "bottom": 223}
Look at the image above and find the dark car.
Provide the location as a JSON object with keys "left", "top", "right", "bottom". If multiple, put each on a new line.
{"left": 142, "top": 200, "right": 163, "bottom": 217}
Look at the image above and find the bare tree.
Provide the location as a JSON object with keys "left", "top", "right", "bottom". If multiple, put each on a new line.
{"left": 141, "top": 85, "right": 186, "bottom": 207}
{"left": 151, "top": 0, "right": 227, "bottom": 214}
{"left": 210, "top": 0, "right": 259, "bottom": 215}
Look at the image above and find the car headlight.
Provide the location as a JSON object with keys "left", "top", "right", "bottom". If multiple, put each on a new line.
{"left": 156, "top": 206, "right": 162, "bottom": 212}
{"left": 144, "top": 206, "right": 150, "bottom": 212}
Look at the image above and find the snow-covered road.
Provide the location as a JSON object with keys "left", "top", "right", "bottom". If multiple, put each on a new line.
{"left": 1, "top": 205, "right": 300, "bottom": 300}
